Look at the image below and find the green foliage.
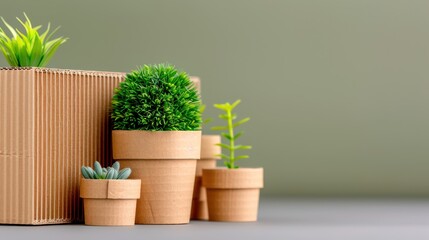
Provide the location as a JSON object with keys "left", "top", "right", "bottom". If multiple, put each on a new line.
{"left": 200, "top": 104, "right": 212, "bottom": 125}
{"left": 81, "top": 161, "right": 131, "bottom": 180}
{"left": 0, "top": 13, "right": 67, "bottom": 67}
{"left": 212, "top": 100, "right": 251, "bottom": 169}
{"left": 111, "top": 64, "right": 202, "bottom": 131}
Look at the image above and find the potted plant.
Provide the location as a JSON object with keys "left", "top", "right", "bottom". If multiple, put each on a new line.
{"left": 111, "top": 63, "right": 202, "bottom": 224}
{"left": 80, "top": 161, "right": 141, "bottom": 226}
{"left": 191, "top": 105, "right": 221, "bottom": 220}
{"left": 202, "top": 100, "right": 263, "bottom": 222}
{"left": 0, "top": 14, "right": 128, "bottom": 225}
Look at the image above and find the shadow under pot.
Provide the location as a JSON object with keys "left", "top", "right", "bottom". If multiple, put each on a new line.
{"left": 80, "top": 179, "right": 141, "bottom": 226}
{"left": 202, "top": 168, "right": 264, "bottom": 222}
{"left": 112, "top": 130, "right": 201, "bottom": 224}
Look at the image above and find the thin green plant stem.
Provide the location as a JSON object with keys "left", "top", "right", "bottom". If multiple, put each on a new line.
{"left": 212, "top": 100, "right": 251, "bottom": 169}
{"left": 227, "top": 107, "right": 235, "bottom": 168}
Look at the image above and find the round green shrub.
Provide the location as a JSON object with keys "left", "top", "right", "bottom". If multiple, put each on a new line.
{"left": 111, "top": 64, "right": 201, "bottom": 131}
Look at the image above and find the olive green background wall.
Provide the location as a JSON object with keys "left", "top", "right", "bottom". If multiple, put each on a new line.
{"left": 1, "top": 0, "right": 429, "bottom": 197}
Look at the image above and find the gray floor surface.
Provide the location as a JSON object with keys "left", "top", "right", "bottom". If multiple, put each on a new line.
{"left": 1, "top": 198, "right": 429, "bottom": 240}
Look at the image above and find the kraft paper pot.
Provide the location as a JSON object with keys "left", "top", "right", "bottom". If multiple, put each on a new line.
{"left": 191, "top": 135, "right": 221, "bottom": 220}
{"left": 80, "top": 179, "right": 141, "bottom": 226}
{"left": 112, "top": 130, "right": 201, "bottom": 224}
{"left": 202, "top": 168, "right": 264, "bottom": 222}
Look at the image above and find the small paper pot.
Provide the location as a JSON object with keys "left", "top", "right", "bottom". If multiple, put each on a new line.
{"left": 112, "top": 130, "right": 201, "bottom": 224}
{"left": 80, "top": 179, "right": 141, "bottom": 226}
{"left": 191, "top": 135, "right": 221, "bottom": 220}
{"left": 202, "top": 168, "right": 264, "bottom": 222}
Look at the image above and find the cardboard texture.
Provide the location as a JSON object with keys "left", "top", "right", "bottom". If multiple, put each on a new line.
{"left": 112, "top": 130, "right": 201, "bottom": 224}
{"left": 0, "top": 67, "right": 123, "bottom": 224}
{"left": 191, "top": 135, "right": 221, "bottom": 220}
{"left": 0, "top": 67, "right": 201, "bottom": 225}
{"left": 202, "top": 168, "right": 264, "bottom": 222}
{"left": 80, "top": 179, "right": 141, "bottom": 226}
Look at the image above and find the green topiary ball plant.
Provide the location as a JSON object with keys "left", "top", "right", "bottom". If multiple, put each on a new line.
{"left": 111, "top": 64, "right": 201, "bottom": 131}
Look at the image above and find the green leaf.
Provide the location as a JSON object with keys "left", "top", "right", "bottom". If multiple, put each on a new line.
{"left": 213, "top": 103, "right": 230, "bottom": 111}
{"left": 219, "top": 114, "right": 229, "bottom": 119}
{"left": 118, "top": 168, "right": 132, "bottom": 179}
{"left": 211, "top": 126, "right": 228, "bottom": 131}
{"left": 235, "top": 155, "right": 250, "bottom": 160}
{"left": 234, "top": 145, "right": 252, "bottom": 150}
{"left": 221, "top": 132, "right": 232, "bottom": 140}
{"left": 230, "top": 99, "right": 241, "bottom": 109}
{"left": 94, "top": 161, "right": 103, "bottom": 176}
{"left": 233, "top": 131, "right": 243, "bottom": 140}
{"left": 215, "top": 143, "right": 231, "bottom": 150}
{"left": 112, "top": 161, "right": 120, "bottom": 171}
{"left": 225, "top": 161, "right": 231, "bottom": 168}
{"left": 233, "top": 117, "right": 250, "bottom": 127}
{"left": 106, "top": 168, "right": 115, "bottom": 179}
{"left": 215, "top": 154, "right": 230, "bottom": 160}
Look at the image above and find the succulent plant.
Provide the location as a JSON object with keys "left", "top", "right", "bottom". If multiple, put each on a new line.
{"left": 212, "top": 100, "right": 251, "bottom": 169}
{"left": 81, "top": 161, "right": 131, "bottom": 180}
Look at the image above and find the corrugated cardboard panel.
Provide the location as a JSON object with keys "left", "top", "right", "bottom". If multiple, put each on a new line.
{"left": 0, "top": 68, "right": 123, "bottom": 224}
{"left": 0, "top": 69, "right": 34, "bottom": 224}
{"left": 32, "top": 69, "right": 123, "bottom": 224}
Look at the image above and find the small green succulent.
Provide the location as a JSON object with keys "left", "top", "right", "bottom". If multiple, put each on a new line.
{"left": 0, "top": 13, "right": 67, "bottom": 67}
{"left": 81, "top": 161, "right": 131, "bottom": 180}
{"left": 111, "top": 63, "right": 202, "bottom": 131}
{"left": 212, "top": 100, "right": 251, "bottom": 169}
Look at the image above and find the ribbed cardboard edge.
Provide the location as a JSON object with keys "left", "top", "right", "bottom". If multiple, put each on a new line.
{"left": 0, "top": 67, "right": 125, "bottom": 77}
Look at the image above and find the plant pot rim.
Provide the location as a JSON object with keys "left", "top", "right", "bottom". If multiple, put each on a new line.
{"left": 202, "top": 167, "right": 264, "bottom": 189}
{"left": 202, "top": 134, "right": 220, "bottom": 137}
{"left": 112, "top": 130, "right": 202, "bottom": 160}
{"left": 80, "top": 178, "right": 141, "bottom": 200}
{"left": 112, "top": 130, "right": 201, "bottom": 133}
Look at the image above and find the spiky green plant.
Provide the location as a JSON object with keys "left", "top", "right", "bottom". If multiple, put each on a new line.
{"left": 0, "top": 13, "right": 67, "bottom": 67}
{"left": 81, "top": 161, "right": 132, "bottom": 180}
{"left": 212, "top": 100, "right": 251, "bottom": 169}
{"left": 111, "top": 63, "right": 202, "bottom": 131}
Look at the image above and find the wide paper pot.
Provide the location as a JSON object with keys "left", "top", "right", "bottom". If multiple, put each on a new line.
{"left": 80, "top": 179, "right": 141, "bottom": 226}
{"left": 0, "top": 67, "right": 201, "bottom": 225}
{"left": 112, "top": 130, "right": 201, "bottom": 224}
{"left": 191, "top": 135, "right": 221, "bottom": 220}
{"left": 202, "top": 168, "right": 264, "bottom": 222}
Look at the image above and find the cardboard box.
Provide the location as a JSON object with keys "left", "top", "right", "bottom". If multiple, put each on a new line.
{"left": 0, "top": 67, "right": 201, "bottom": 224}
{"left": 0, "top": 67, "right": 123, "bottom": 224}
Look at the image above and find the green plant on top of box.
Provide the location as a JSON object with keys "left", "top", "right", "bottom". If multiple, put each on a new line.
{"left": 111, "top": 63, "right": 201, "bottom": 131}
{"left": 81, "top": 161, "right": 131, "bottom": 180}
{"left": 211, "top": 99, "right": 251, "bottom": 169}
{"left": 0, "top": 13, "right": 67, "bottom": 67}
